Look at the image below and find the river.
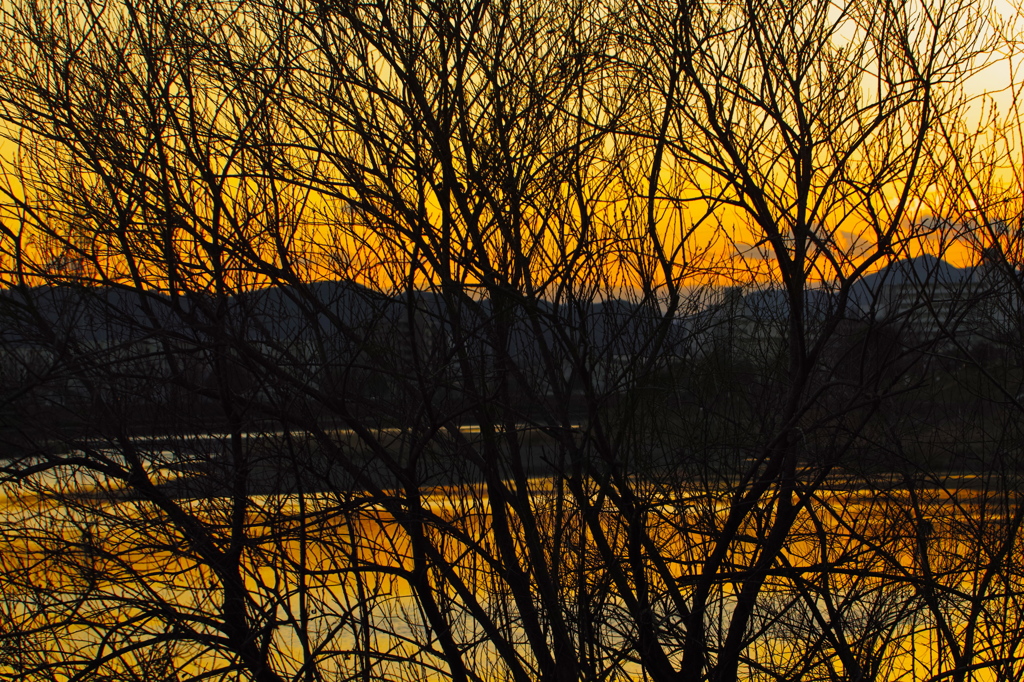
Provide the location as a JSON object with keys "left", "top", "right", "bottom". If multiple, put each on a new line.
{"left": 0, "top": 451, "right": 1020, "bottom": 682}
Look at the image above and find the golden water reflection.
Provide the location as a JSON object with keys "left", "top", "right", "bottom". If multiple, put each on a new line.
{"left": 0, "top": 471, "right": 1021, "bottom": 681}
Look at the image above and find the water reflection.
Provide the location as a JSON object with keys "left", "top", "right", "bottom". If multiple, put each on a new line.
{"left": 1, "top": 462, "right": 1022, "bottom": 681}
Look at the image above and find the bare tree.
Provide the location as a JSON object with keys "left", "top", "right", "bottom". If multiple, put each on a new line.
{"left": 0, "top": 0, "right": 1019, "bottom": 681}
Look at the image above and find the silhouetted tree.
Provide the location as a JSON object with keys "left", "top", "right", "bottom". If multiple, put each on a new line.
{"left": 0, "top": 0, "right": 1018, "bottom": 680}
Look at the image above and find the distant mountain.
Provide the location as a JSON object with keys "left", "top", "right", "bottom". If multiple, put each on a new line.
{"left": 0, "top": 283, "right": 686, "bottom": 374}
{"left": 847, "top": 255, "right": 977, "bottom": 318}
{"left": 856, "top": 254, "right": 972, "bottom": 289}
{"left": 0, "top": 284, "right": 180, "bottom": 346}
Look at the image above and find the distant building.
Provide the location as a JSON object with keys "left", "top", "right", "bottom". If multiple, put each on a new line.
{"left": 683, "top": 254, "right": 1021, "bottom": 361}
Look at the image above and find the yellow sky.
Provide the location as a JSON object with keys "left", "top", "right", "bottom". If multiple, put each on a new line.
{"left": 2, "top": 0, "right": 1024, "bottom": 290}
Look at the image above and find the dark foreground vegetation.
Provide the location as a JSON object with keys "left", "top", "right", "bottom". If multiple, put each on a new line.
{"left": 1, "top": 0, "right": 1024, "bottom": 680}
